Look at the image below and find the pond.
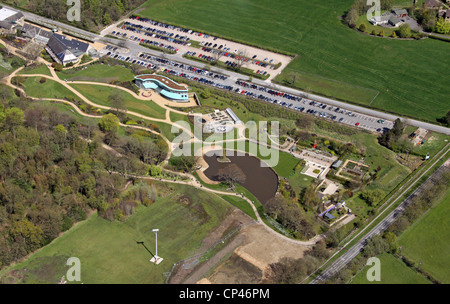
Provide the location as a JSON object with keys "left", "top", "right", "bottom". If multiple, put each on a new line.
{"left": 203, "top": 150, "right": 279, "bottom": 206}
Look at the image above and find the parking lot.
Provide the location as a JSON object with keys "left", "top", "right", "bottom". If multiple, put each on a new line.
{"left": 100, "top": 44, "right": 392, "bottom": 134}
{"left": 104, "top": 16, "right": 293, "bottom": 80}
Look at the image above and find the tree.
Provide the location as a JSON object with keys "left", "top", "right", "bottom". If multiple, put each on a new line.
{"left": 360, "top": 189, "right": 385, "bottom": 207}
{"left": 396, "top": 23, "right": 411, "bottom": 38}
{"left": 99, "top": 113, "right": 120, "bottom": 133}
{"left": 435, "top": 17, "right": 450, "bottom": 35}
{"left": 109, "top": 95, "right": 126, "bottom": 116}
{"left": 345, "top": 8, "right": 359, "bottom": 26}
{"left": 149, "top": 164, "right": 162, "bottom": 176}
{"left": 358, "top": 23, "right": 367, "bottom": 32}
{"left": 216, "top": 164, "right": 246, "bottom": 188}
{"left": 379, "top": 29, "right": 385, "bottom": 37}
{"left": 234, "top": 49, "right": 249, "bottom": 71}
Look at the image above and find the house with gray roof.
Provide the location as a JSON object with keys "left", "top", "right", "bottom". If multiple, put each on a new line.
{"left": 45, "top": 33, "right": 89, "bottom": 65}
{"left": 0, "top": 7, "right": 24, "bottom": 33}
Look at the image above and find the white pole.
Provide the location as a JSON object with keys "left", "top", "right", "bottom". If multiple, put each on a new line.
{"left": 155, "top": 231, "right": 158, "bottom": 258}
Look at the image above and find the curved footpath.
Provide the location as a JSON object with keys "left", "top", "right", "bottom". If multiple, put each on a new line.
{"left": 3, "top": 64, "right": 322, "bottom": 247}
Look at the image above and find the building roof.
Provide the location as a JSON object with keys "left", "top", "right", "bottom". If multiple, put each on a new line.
{"left": 135, "top": 74, "right": 187, "bottom": 91}
{"left": 332, "top": 160, "right": 343, "bottom": 168}
{"left": 47, "top": 33, "right": 89, "bottom": 63}
{"left": 52, "top": 34, "right": 89, "bottom": 57}
{"left": 225, "top": 108, "right": 241, "bottom": 124}
{"left": 0, "top": 7, "right": 23, "bottom": 30}
{"left": 425, "top": 0, "right": 442, "bottom": 8}
{"left": 389, "top": 16, "right": 403, "bottom": 25}
{"left": 393, "top": 9, "right": 408, "bottom": 15}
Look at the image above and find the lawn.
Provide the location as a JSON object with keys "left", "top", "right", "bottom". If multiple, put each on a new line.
{"left": 397, "top": 186, "right": 450, "bottom": 283}
{"left": 18, "top": 76, "right": 79, "bottom": 100}
{"left": 57, "top": 64, "right": 135, "bottom": 83}
{"left": 18, "top": 63, "right": 52, "bottom": 77}
{"left": 0, "top": 182, "right": 232, "bottom": 284}
{"left": 70, "top": 83, "right": 167, "bottom": 120}
{"left": 138, "top": 0, "right": 450, "bottom": 123}
{"left": 350, "top": 253, "right": 432, "bottom": 284}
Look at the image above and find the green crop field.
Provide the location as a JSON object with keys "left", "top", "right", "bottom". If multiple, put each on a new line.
{"left": 351, "top": 253, "right": 432, "bottom": 284}
{"left": 0, "top": 182, "right": 232, "bottom": 284}
{"left": 397, "top": 186, "right": 450, "bottom": 283}
{"left": 138, "top": 0, "right": 450, "bottom": 123}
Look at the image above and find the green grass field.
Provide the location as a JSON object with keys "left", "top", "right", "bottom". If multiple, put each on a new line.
{"left": 19, "top": 77, "right": 79, "bottom": 100}
{"left": 57, "top": 64, "right": 135, "bottom": 83}
{"left": 70, "top": 83, "right": 167, "bottom": 120}
{"left": 138, "top": 0, "right": 450, "bottom": 123}
{"left": 397, "top": 186, "right": 450, "bottom": 283}
{"left": 0, "top": 182, "right": 232, "bottom": 284}
{"left": 351, "top": 253, "right": 432, "bottom": 284}
{"left": 18, "top": 63, "right": 52, "bottom": 77}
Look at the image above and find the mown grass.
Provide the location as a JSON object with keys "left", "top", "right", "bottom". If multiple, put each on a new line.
{"left": 18, "top": 63, "right": 52, "bottom": 77}
{"left": 138, "top": 0, "right": 450, "bottom": 123}
{"left": 350, "top": 253, "right": 432, "bottom": 284}
{"left": 57, "top": 64, "right": 135, "bottom": 83}
{"left": 69, "top": 83, "right": 167, "bottom": 120}
{"left": 18, "top": 76, "right": 78, "bottom": 100}
{"left": 397, "top": 186, "right": 450, "bottom": 283}
{"left": 1, "top": 182, "right": 232, "bottom": 284}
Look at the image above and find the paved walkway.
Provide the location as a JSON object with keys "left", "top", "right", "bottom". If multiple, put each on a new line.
{"left": 4, "top": 62, "right": 323, "bottom": 247}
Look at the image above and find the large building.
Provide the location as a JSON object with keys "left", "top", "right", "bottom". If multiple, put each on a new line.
{"left": 0, "top": 7, "right": 24, "bottom": 33}
{"left": 134, "top": 74, "right": 189, "bottom": 102}
{"left": 45, "top": 33, "right": 89, "bottom": 65}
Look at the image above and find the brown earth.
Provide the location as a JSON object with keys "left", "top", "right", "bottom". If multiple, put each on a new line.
{"left": 168, "top": 204, "right": 310, "bottom": 284}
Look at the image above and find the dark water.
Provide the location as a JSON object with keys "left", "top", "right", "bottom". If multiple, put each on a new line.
{"left": 203, "top": 151, "right": 279, "bottom": 205}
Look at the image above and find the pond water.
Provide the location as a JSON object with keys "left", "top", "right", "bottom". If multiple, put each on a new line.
{"left": 203, "top": 150, "right": 279, "bottom": 205}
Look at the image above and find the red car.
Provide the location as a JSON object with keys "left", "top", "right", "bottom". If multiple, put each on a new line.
{"left": 355, "top": 122, "right": 360, "bottom": 126}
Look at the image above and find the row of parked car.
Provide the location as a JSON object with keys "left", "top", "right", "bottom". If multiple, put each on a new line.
{"left": 235, "top": 80, "right": 302, "bottom": 102}
{"left": 130, "top": 15, "right": 219, "bottom": 40}
{"left": 121, "top": 21, "right": 191, "bottom": 46}
{"left": 105, "top": 51, "right": 158, "bottom": 69}
{"left": 138, "top": 52, "right": 229, "bottom": 82}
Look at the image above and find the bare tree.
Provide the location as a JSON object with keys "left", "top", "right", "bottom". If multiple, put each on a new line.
{"left": 216, "top": 164, "right": 246, "bottom": 189}
{"left": 234, "top": 49, "right": 249, "bottom": 71}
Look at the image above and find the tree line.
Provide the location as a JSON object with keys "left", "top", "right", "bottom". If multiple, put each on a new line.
{"left": 3, "top": 0, "right": 146, "bottom": 31}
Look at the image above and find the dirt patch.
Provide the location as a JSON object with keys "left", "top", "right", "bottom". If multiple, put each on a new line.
{"left": 207, "top": 253, "right": 263, "bottom": 284}
{"left": 168, "top": 208, "right": 253, "bottom": 284}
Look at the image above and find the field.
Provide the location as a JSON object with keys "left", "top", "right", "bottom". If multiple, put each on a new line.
{"left": 57, "top": 64, "right": 135, "bottom": 83}
{"left": 350, "top": 253, "right": 432, "bottom": 284}
{"left": 18, "top": 77, "right": 79, "bottom": 100}
{"left": 18, "top": 63, "right": 52, "bottom": 77}
{"left": 69, "top": 83, "right": 167, "bottom": 120}
{"left": 138, "top": 0, "right": 450, "bottom": 123}
{"left": 397, "top": 186, "right": 450, "bottom": 283}
{"left": 0, "top": 182, "right": 232, "bottom": 284}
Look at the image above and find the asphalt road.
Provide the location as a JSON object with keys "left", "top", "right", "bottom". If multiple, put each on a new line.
{"left": 310, "top": 146, "right": 450, "bottom": 283}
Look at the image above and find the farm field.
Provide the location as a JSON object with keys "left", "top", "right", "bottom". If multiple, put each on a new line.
{"left": 350, "top": 253, "right": 432, "bottom": 284}
{"left": 397, "top": 186, "right": 450, "bottom": 283}
{"left": 138, "top": 0, "right": 450, "bottom": 123}
{"left": 0, "top": 182, "right": 232, "bottom": 284}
